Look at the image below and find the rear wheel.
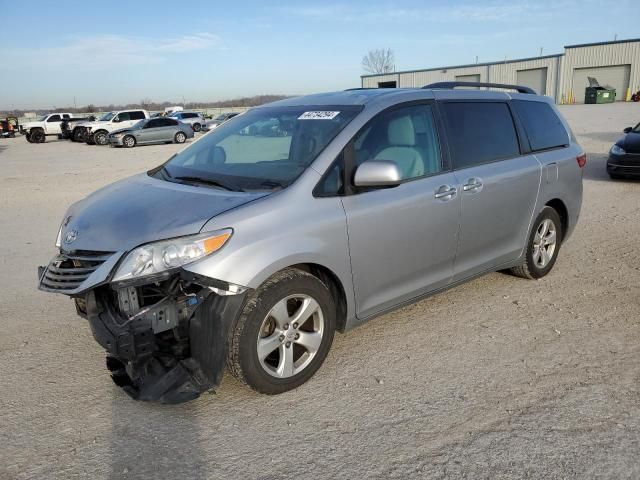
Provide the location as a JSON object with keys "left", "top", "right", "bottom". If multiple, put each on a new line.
{"left": 192, "top": 122, "right": 202, "bottom": 132}
{"left": 93, "top": 130, "right": 108, "bottom": 145}
{"left": 174, "top": 131, "right": 186, "bottom": 144}
{"left": 510, "top": 207, "right": 562, "bottom": 279}
{"left": 228, "top": 268, "right": 336, "bottom": 394}
{"left": 122, "top": 135, "right": 136, "bottom": 148}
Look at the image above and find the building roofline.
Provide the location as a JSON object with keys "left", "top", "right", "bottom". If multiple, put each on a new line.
{"left": 361, "top": 53, "right": 563, "bottom": 79}
{"left": 565, "top": 38, "right": 640, "bottom": 49}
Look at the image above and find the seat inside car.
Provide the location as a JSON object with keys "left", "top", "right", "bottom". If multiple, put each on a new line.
{"left": 374, "top": 115, "right": 425, "bottom": 179}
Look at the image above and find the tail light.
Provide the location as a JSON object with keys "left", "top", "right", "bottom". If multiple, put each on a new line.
{"left": 576, "top": 153, "right": 586, "bottom": 168}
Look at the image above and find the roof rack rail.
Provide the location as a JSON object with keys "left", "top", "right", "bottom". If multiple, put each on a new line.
{"left": 422, "top": 82, "right": 536, "bottom": 94}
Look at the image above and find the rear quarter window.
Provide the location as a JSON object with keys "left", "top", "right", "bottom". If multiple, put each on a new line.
{"left": 129, "top": 111, "right": 146, "bottom": 120}
{"left": 441, "top": 102, "right": 520, "bottom": 169}
{"left": 512, "top": 100, "right": 569, "bottom": 152}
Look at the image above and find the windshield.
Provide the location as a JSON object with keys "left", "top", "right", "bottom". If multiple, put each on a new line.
{"left": 131, "top": 119, "right": 146, "bottom": 129}
{"left": 633, "top": 123, "right": 640, "bottom": 133}
{"left": 99, "top": 112, "right": 116, "bottom": 121}
{"left": 152, "top": 105, "right": 361, "bottom": 191}
{"left": 37, "top": 115, "right": 48, "bottom": 121}
{"left": 215, "top": 114, "right": 227, "bottom": 121}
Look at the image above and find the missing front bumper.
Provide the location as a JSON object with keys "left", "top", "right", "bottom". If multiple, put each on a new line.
{"left": 78, "top": 275, "right": 248, "bottom": 403}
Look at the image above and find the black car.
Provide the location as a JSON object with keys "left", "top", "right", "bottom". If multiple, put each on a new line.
{"left": 607, "top": 123, "right": 640, "bottom": 179}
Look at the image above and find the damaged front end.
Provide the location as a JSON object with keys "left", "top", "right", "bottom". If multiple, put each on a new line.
{"left": 38, "top": 251, "right": 248, "bottom": 404}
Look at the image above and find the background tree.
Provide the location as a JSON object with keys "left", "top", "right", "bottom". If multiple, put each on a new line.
{"left": 362, "top": 48, "right": 395, "bottom": 74}
{"left": 140, "top": 97, "right": 152, "bottom": 109}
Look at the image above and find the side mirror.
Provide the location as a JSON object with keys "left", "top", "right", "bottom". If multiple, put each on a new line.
{"left": 113, "top": 117, "right": 120, "bottom": 123}
{"left": 623, "top": 127, "right": 632, "bottom": 133}
{"left": 353, "top": 160, "right": 402, "bottom": 188}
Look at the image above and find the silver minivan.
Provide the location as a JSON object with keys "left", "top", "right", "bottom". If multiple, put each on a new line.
{"left": 38, "top": 83, "right": 584, "bottom": 403}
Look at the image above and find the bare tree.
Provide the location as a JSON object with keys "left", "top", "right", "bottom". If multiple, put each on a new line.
{"left": 362, "top": 48, "right": 395, "bottom": 74}
{"left": 140, "top": 97, "right": 153, "bottom": 109}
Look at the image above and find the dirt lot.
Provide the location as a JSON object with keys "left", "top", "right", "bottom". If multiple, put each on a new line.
{"left": 1, "top": 103, "right": 639, "bottom": 479}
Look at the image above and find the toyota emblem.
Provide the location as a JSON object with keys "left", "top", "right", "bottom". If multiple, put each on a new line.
{"left": 64, "top": 230, "right": 78, "bottom": 244}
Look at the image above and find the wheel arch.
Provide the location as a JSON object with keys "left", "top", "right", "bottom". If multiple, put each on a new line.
{"left": 544, "top": 198, "right": 568, "bottom": 242}
{"left": 287, "top": 263, "right": 348, "bottom": 332}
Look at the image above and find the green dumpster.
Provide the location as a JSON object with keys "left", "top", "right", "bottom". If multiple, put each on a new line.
{"left": 584, "top": 76, "right": 616, "bottom": 104}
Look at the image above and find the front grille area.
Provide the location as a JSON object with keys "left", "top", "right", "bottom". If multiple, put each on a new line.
{"left": 41, "top": 251, "right": 113, "bottom": 292}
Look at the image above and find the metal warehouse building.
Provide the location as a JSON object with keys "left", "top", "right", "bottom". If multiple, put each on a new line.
{"left": 361, "top": 38, "right": 640, "bottom": 103}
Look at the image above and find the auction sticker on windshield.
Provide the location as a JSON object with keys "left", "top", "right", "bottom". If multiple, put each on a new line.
{"left": 298, "top": 111, "right": 340, "bottom": 120}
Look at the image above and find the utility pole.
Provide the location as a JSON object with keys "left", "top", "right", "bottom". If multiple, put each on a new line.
{"left": 475, "top": 55, "right": 478, "bottom": 64}
{"left": 614, "top": 33, "right": 618, "bottom": 41}
{"left": 73, "top": 96, "right": 77, "bottom": 110}
{"left": 539, "top": 47, "right": 543, "bottom": 57}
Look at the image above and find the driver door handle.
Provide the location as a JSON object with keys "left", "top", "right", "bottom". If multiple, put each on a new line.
{"left": 434, "top": 185, "right": 457, "bottom": 200}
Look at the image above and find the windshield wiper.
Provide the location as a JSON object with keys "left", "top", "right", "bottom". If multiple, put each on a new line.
{"left": 173, "top": 176, "right": 244, "bottom": 192}
{"left": 260, "top": 180, "right": 287, "bottom": 190}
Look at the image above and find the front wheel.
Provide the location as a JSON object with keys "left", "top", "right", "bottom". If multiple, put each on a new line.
{"left": 192, "top": 123, "right": 202, "bottom": 132}
{"left": 25, "top": 132, "right": 34, "bottom": 143}
{"left": 510, "top": 207, "right": 562, "bottom": 279}
{"left": 93, "top": 130, "right": 108, "bottom": 145}
{"left": 228, "top": 268, "right": 336, "bottom": 394}
{"left": 73, "top": 128, "right": 86, "bottom": 142}
{"left": 174, "top": 131, "right": 186, "bottom": 144}
{"left": 122, "top": 135, "right": 136, "bottom": 148}
{"left": 30, "top": 129, "right": 45, "bottom": 143}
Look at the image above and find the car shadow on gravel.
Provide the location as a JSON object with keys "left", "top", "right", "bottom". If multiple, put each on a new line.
{"left": 108, "top": 393, "right": 207, "bottom": 479}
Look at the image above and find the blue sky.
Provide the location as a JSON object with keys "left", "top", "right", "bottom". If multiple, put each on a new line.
{"left": 0, "top": 0, "right": 637, "bottom": 109}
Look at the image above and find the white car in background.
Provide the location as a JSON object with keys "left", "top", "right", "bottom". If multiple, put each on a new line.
{"left": 79, "top": 110, "right": 150, "bottom": 145}
{"left": 168, "top": 111, "right": 206, "bottom": 132}
{"left": 20, "top": 112, "right": 77, "bottom": 143}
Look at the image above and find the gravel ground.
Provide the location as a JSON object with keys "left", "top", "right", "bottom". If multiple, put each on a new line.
{"left": 1, "top": 102, "right": 639, "bottom": 479}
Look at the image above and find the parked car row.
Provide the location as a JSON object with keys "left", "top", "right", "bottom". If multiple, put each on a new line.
{"left": 16, "top": 109, "right": 240, "bottom": 148}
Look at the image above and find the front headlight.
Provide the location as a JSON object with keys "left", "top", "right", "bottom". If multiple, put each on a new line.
{"left": 111, "top": 229, "right": 232, "bottom": 283}
{"left": 610, "top": 145, "right": 625, "bottom": 156}
{"left": 55, "top": 225, "right": 62, "bottom": 248}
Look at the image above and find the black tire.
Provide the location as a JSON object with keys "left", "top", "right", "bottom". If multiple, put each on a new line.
{"left": 30, "top": 129, "right": 45, "bottom": 143}
{"left": 25, "top": 132, "right": 34, "bottom": 143}
{"left": 122, "top": 135, "right": 136, "bottom": 148}
{"left": 228, "top": 268, "right": 336, "bottom": 394}
{"left": 608, "top": 172, "right": 625, "bottom": 180}
{"left": 510, "top": 206, "right": 563, "bottom": 279}
{"left": 93, "top": 130, "right": 108, "bottom": 145}
{"left": 192, "top": 123, "right": 202, "bottom": 132}
{"left": 174, "top": 131, "right": 187, "bottom": 144}
{"left": 86, "top": 133, "right": 96, "bottom": 145}
{"left": 73, "top": 128, "right": 86, "bottom": 142}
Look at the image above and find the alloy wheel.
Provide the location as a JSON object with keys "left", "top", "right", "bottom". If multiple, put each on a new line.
{"left": 256, "top": 294, "right": 324, "bottom": 378}
{"left": 532, "top": 219, "right": 557, "bottom": 268}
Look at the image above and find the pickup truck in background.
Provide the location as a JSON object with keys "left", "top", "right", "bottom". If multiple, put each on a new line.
{"left": 77, "top": 110, "right": 150, "bottom": 145}
{"left": 19, "top": 113, "right": 77, "bottom": 143}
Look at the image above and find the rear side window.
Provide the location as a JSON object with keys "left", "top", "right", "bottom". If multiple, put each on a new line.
{"left": 441, "top": 102, "right": 520, "bottom": 169}
{"left": 130, "top": 111, "right": 146, "bottom": 120}
{"left": 512, "top": 100, "right": 569, "bottom": 151}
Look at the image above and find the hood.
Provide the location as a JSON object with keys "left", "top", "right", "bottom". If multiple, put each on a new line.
{"left": 79, "top": 120, "right": 109, "bottom": 129}
{"left": 110, "top": 128, "right": 133, "bottom": 135}
{"left": 60, "top": 173, "right": 269, "bottom": 252}
{"left": 22, "top": 121, "right": 40, "bottom": 129}
{"left": 620, "top": 132, "right": 640, "bottom": 154}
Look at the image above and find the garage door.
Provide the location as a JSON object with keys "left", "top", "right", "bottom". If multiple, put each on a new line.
{"left": 572, "top": 65, "right": 631, "bottom": 102}
{"left": 455, "top": 74, "right": 480, "bottom": 89}
{"left": 517, "top": 68, "right": 548, "bottom": 95}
